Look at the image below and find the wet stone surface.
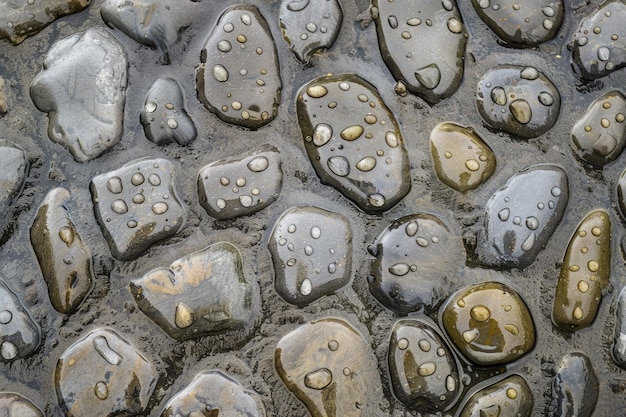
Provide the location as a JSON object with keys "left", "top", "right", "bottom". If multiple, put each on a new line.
{"left": 476, "top": 164, "right": 569, "bottom": 269}
{"left": 0, "top": 77, "right": 6, "bottom": 116}
{"left": 372, "top": 0, "right": 468, "bottom": 104}
{"left": 476, "top": 65, "right": 561, "bottom": 139}
{"left": 458, "top": 374, "right": 533, "bottom": 417}
{"left": 279, "top": 0, "right": 343, "bottom": 64}
{"left": 617, "top": 167, "right": 626, "bottom": 220}
{"left": 140, "top": 78, "right": 197, "bottom": 146}
{"left": 196, "top": 4, "right": 281, "bottom": 129}
{"left": 90, "top": 158, "right": 186, "bottom": 261}
{"left": 0, "top": 140, "right": 28, "bottom": 238}
{"left": 368, "top": 213, "right": 463, "bottom": 314}
{"left": 129, "top": 242, "right": 253, "bottom": 340}
{"left": 0, "top": 278, "right": 41, "bottom": 362}
{"left": 30, "top": 27, "right": 127, "bottom": 162}
{"left": 548, "top": 352, "right": 598, "bottom": 417}
{"left": 441, "top": 281, "right": 535, "bottom": 366}
{"left": 612, "top": 286, "right": 626, "bottom": 369}
{"left": 56, "top": 328, "right": 158, "bottom": 417}
{"left": 269, "top": 206, "right": 352, "bottom": 306}
{"left": 297, "top": 74, "right": 411, "bottom": 213}
{"left": 197, "top": 144, "right": 282, "bottom": 220}
{"left": 30, "top": 187, "right": 93, "bottom": 315}
{"left": 0, "top": 393, "right": 43, "bottom": 417}
{"left": 274, "top": 317, "right": 383, "bottom": 417}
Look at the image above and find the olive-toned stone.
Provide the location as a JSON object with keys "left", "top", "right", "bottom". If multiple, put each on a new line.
{"left": 549, "top": 352, "right": 598, "bottom": 417}
{"left": 612, "top": 286, "right": 626, "bottom": 370}
{"left": 430, "top": 122, "right": 496, "bottom": 192}
{"left": 458, "top": 374, "right": 533, "bottom": 417}
{"left": 441, "top": 282, "right": 535, "bottom": 366}
{"left": 275, "top": 317, "right": 383, "bottom": 417}
{"left": 0, "top": 393, "right": 43, "bottom": 417}
{"left": 0, "top": 278, "right": 41, "bottom": 362}
{"left": 552, "top": 210, "right": 611, "bottom": 332}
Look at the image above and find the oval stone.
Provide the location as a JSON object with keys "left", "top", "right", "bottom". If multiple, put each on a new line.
{"left": 458, "top": 375, "right": 533, "bottom": 417}
{"left": 0, "top": 393, "right": 43, "bottom": 417}
{"left": 612, "top": 286, "right": 626, "bottom": 369}
{"left": 0, "top": 278, "right": 41, "bottom": 362}
{"left": 549, "top": 352, "right": 598, "bottom": 417}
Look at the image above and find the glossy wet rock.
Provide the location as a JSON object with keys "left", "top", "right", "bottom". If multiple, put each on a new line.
{"left": 552, "top": 210, "right": 610, "bottom": 332}
{"left": 269, "top": 206, "right": 352, "bottom": 306}
{"left": 140, "top": 78, "right": 197, "bottom": 146}
{"left": 56, "top": 328, "right": 158, "bottom": 417}
{"left": 274, "top": 317, "right": 383, "bottom": 417}
{"left": 617, "top": 168, "right": 626, "bottom": 221}
{"left": 430, "top": 122, "right": 496, "bottom": 192}
{"left": 0, "top": 279, "right": 41, "bottom": 362}
{"left": 129, "top": 242, "right": 253, "bottom": 340}
{"left": 388, "top": 319, "right": 460, "bottom": 412}
{"left": 0, "top": 393, "right": 43, "bottom": 417}
{"left": 31, "top": 188, "right": 93, "bottom": 315}
{"left": 613, "top": 287, "right": 626, "bottom": 369}
{"left": 372, "top": 0, "right": 467, "bottom": 104}
{"left": 196, "top": 4, "right": 281, "bottom": 129}
{"left": 441, "top": 282, "right": 535, "bottom": 366}
{"left": 549, "top": 352, "right": 597, "bottom": 417}
{"left": 30, "top": 27, "right": 127, "bottom": 162}
{"left": 279, "top": 0, "right": 343, "bottom": 63}
{"left": 90, "top": 158, "right": 186, "bottom": 261}
{"left": 471, "top": 0, "right": 563, "bottom": 47}
{"left": 0, "top": 0, "right": 90, "bottom": 45}
{"left": 476, "top": 164, "right": 569, "bottom": 269}
{"left": 368, "top": 213, "right": 463, "bottom": 314}
{"left": 458, "top": 374, "right": 533, "bottom": 417}
{"left": 476, "top": 65, "right": 561, "bottom": 139}
{"left": 198, "top": 144, "right": 282, "bottom": 220}
{"left": 161, "top": 370, "right": 265, "bottom": 417}
{"left": 0, "top": 77, "right": 6, "bottom": 116}
{"left": 0, "top": 140, "right": 28, "bottom": 234}
{"left": 297, "top": 74, "right": 411, "bottom": 213}
{"left": 570, "top": 91, "right": 626, "bottom": 166}
{"left": 569, "top": 0, "right": 626, "bottom": 80}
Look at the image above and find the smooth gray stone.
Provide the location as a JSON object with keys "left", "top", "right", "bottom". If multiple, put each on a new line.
{"left": 612, "top": 286, "right": 626, "bottom": 370}
{"left": 0, "top": 393, "right": 43, "bottom": 417}
{"left": 549, "top": 352, "right": 598, "bottom": 417}
{"left": 0, "top": 278, "right": 41, "bottom": 362}
{"left": 0, "top": 140, "right": 28, "bottom": 236}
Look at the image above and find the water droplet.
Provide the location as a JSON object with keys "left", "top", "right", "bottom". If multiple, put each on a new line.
{"left": 418, "top": 339, "right": 431, "bottom": 352}
{"left": 416, "top": 237, "right": 429, "bottom": 247}
{"left": 491, "top": 87, "right": 507, "bottom": 106}
{"left": 237, "top": 34, "right": 247, "bottom": 43}
{"left": 216, "top": 199, "right": 226, "bottom": 210}
{"left": 471, "top": 305, "right": 491, "bottom": 322}
{"left": 238, "top": 195, "right": 252, "bottom": 207}
{"left": 218, "top": 40, "right": 232, "bottom": 52}
{"left": 526, "top": 216, "right": 539, "bottom": 230}
{"left": 520, "top": 67, "right": 539, "bottom": 80}
{"left": 300, "top": 278, "right": 312, "bottom": 295}
{"left": 364, "top": 114, "right": 377, "bottom": 124}
{"left": 356, "top": 156, "right": 376, "bottom": 172}
{"left": 223, "top": 22, "right": 234, "bottom": 32}
{"left": 304, "top": 368, "right": 332, "bottom": 390}
{"left": 578, "top": 280, "right": 589, "bottom": 293}
{"left": 573, "top": 306, "right": 584, "bottom": 320}
{"left": 1, "top": 341, "right": 17, "bottom": 360}
{"left": 539, "top": 92, "right": 554, "bottom": 106}
{"left": 385, "top": 131, "right": 399, "bottom": 148}
{"left": 504, "top": 324, "right": 519, "bottom": 335}
{"left": 446, "top": 375, "right": 456, "bottom": 392}
{"left": 551, "top": 186, "right": 561, "bottom": 197}
{"left": 506, "top": 387, "right": 518, "bottom": 399}
{"left": 149, "top": 174, "right": 161, "bottom": 186}
{"left": 418, "top": 362, "right": 437, "bottom": 376}
{"left": 94, "top": 381, "right": 108, "bottom": 400}
{"left": 327, "top": 156, "right": 350, "bottom": 177}
{"left": 310, "top": 226, "right": 321, "bottom": 239}
{"left": 107, "top": 177, "right": 123, "bottom": 194}
{"left": 521, "top": 232, "right": 536, "bottom": 252}
{"left": 407, "top": 17, "right": 421, "bottom": 26}
{"left": 498, "top": 208, "right": 510, "bottom": 221}
{"left": 167, "top": 118, "right": 178, "bottom": 129}
{"left": 328, "top": 263, "right": 336, "bottom": 273}
{"left": 465, "top": 159, "right": 480, "bottom": 171}
{"left": 339, "top": 82, "right": 350, "bottom": 91}
{"left": 288, "top": 224, "right": 296, "bottom": 233}
{"left": 368, "top": 193, "right": 386, "bottom": 207}
{"left": 513, "top": 216, "right": 522, "bottom": 225}
{"left": 447, "top": 18, "right": 462, "bottom": 34}
{"left": 463, "top": 328, "right": 479, "bottom": 343}
{"left": 389, "top": 263, "right": 410, "bottom": 276}
{"left": 145, "top": 102, "right": 157, "bottom": 113}
{"left": 478, "top": 0, "right": 490, "bottom": 8}
{"left": 152, "top": 202, "right": 169, "bottom": 214}
{"left": 307, "top": 85, "right": 328, "bottom": 98}
{"left": 175, "top": 302, "right": 195, "bottom": 328}
{"left": 93, "top": 336, "right": 122, "bottom": 365}
{"left": 131, "top": 173, "right": 144, "bottom": 186}
{"left": 58, "top": 226, "right": 75, "bottom": 246}
{"left": 510, "top": 99, "right": 532, "bottom": 124}
{"left": 542, "top": 19, "right": 553, "bottom": 30}
{"left": 397, "top": 338, "right": 409, "bottom": 350}
{"left": 401, "top": 31, "right": 411, "bottom": 39}
{"left": 0, "top": 310, "right": 12, "bottom": 324}
{"left": 127, "top": 220, "right": 137, "bottom": 228}
{"left": 240, "top": 13, "right": 251, "bottom": 25}
{"left": 313, "top": 124, "right": 333, "bottom": 147}
{"left": 212, "top": 64, "right": 229, "bottom": 82}
{"left": 328, "top": 340, "right": 339, "bottom": 351}
{"left": 405, "top": 221, "right": 418, "bottom": 237}
{"left": 340, "top": 125, "right": 364, "bottom": 141}
{"left": 388, "top": 15, "right": 398, "bottom": 29}
{"left": 111, "top": 199, "right": 128, "bottom": 214}
{"left": 587, "top": 260, "right": 599, "bottom": 272}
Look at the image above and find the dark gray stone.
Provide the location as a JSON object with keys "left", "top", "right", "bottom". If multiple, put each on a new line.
{"left": 612, "top": 286, "right": 626, "bottom": 370}
{"left": 549, "top": 352, "right": 598, "bottom": 417}
{"left": 0, "top": 278, "right": 41, "bottom": 362}
{"left": 458, "top": 375, "right": 533, "bottom": 417}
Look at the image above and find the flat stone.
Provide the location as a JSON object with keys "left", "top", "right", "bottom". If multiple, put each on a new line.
{"left": 476, "top": 164, "right": 569, "bottom": 269}
{"left": 160, "top": 370, "right": 265, "bottom": 417}
{"left": 297, "top": 74, "right": 411, "bottom": 213}
{"left": 90, "top": 158, "right": 186, "bottom": 261}
{"left": 197, "top": 144, "right": 282, "bottom": 220}
{"left": 373, "top": 0, "right": 467, "bottom": 104}
{"left": 0, "top": 77, "right": 7, "bottom": 116}
{"left": 430, "top": 122, "right": 496, "bottom": 192}
{"left": 388, "top": 319, "right": 461, "bottom": 412}
{"left": 129, "top": 242, "right": 253, "bottom": 340}
{"left": 140, "top": 78, "right": 197, "bottom": 146}
{"left": 0, "top": 278, "right": 41, "bottom": 362}
{"left": 279, "top": 0, "right": 343, "bottom": 63}
{"left": 0, "top": 140, "right": 28, "bottom": 234}
{"left": 458, "top": 374, "right": 533, "bottom": 417}
{"left": 368, "top": 213, "right": 464, "bottom": 314}
{"left": 0, "top": 393, "right": 43, "bottom": 417}
{"left": 275, "top": 317, "right": 383, "bottom": 417}
{"left": 30, "top": 27, "right": 127, "bottom": 162}
{"left": 612, "top": 286, "right": 626, "bottom": 369}
{"left": 552, "top": 210, "right": 611, "bottom": 332}
{"left": 31, "top": 187, "right": 93, "bottom": 314}
{"left": 476, "top": 65, "right": 561, "bottom": 139}
{"left": 570, "top": 91, "right": 626, "bottom": 166}
{"left": 269, "top": 206, "right": 352, "bottom": 306}
{"left": 56, "top": 328, "right": 158, "bottom": 417}
{"left": 549, "top": 352, "right": 598, "bottom": 417}
{"left": 617, "top": 168, "right": 626, "bottom": 221}
{"left": 196, "top": 4, "right": 281, "bottom": 129}
{"left": 441, "top": 282, "right": 535, "bottom": 366}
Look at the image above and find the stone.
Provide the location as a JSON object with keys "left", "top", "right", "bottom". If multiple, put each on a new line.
{"left": 476, "top": 65, "right": 561, "bottom": 139}
{"left": 368, "top": 213, "right": 464, "bottom": 314}
{"left": 569, "top": 0, "right": 626, "bottom": 80}
{"left": 0, "top": 140, "right": 28, "bottom": 234}
{"left": 430, "top": 122, "right": 496, "bottom": 192}
{"left": 457, "top": 374, "right": 533, "bottom": 417}
{"left": 269, "top": 206, "right": 352, "bottom": 306}
{"left": 160, "top": 370, "right": 265, "bottom": 417}
{"left": 441, "top": 282, "right": 535, "bottom": 366}
{"left": 570, "top": 91, "right": 626, "bottom": 167}
{"left": 0, "top": 0, "right": 90, "bottom": 45}
{"left": 612, "top": 287, "right": 626, "bottom": 369}
{"left": 279, "top": 0, "right": 343, "bottom": 63}
{"left": 140, "top": 78, "right": 197, "bottom": 146}
{"left": 0, "top": 77, "right": 7, "bottom": 116}
{"left": 617, "top": 168, "right": 626, "bottom": 221}
{"left": 129, "top": 242, "right": 253, "bottom": 340}
{"left": 275, "top": 317, "right": 383, "bottom": 417}
{"left": 373, "top": 0, "right": 467, "bottom": 104}
{"left": 476, "top": 164, "right": 569, "bottom": 269}
{"left": 549, "top": 352, "right": 598, "bottom": 417}
{"left": 196, "top": 4, "right": 281, "bottom": 129}
{"left": 0, "top": 278, "right": 41, "bottom": 362}
{"left": 552, "top": 210, "right": 611, "bottom": 332}
{"left": 471, "top": 0, "right": 563, "bottom": 47}
{"left": 30, "top": 27, "right": 127, "bottom": 162}
{"left": 0, "top": 393, "right": 43, "bottom": 417}
{"left": 90, "top": 158, "right": 186, "bottom": 261}
{"left": 56, "top": 328, "right": 158, "bottom": 417}
{"left": 197, "top": 144, "right": 282, "bottom": 220}
{"left": 31, "top": 187, "right": 93, "bottom": 314}
{"left": 388, "top": 319, "right": 461, "bottom": 412}
{"left": 297, "top": 74, "right": 411, "bottom": 213}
